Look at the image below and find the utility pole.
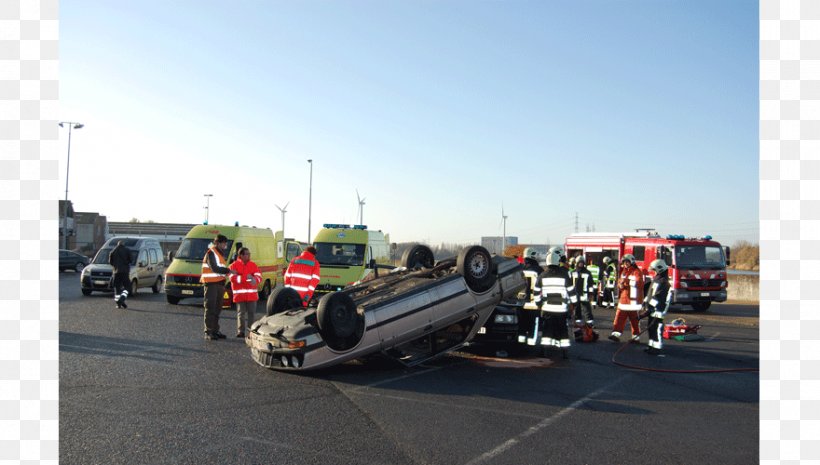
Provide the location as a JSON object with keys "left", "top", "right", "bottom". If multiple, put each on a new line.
{"left": 501, "top": 204, "right": 508, "bottom": 256}
{"left": 307, "top": 159, "right": 313, "bottom": 243}
{"left": 58, "top": 121, "right": 84, "bottom": 249}
{"left": 574, "top": 212, "right": 579, "bottom": 233}
{"left": 203, "top": 194, "right": 213, "bottom": 224}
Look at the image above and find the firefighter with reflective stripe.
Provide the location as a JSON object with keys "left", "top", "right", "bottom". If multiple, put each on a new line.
{"left": 587, "top": 260, "right": 600, "bottom": 307}
{"left": 228, "top": 247, "right": 262, "bottom": 338}
{"left": 201, "top": 234, "right": 234, "bottom": 340}
{"left": 109, "top": 240, "right": 131, "bottom": 309}
{"left": 284, "top": 246, "right": 321, "bottom": 306}
{"left": 609, "top": 254, "right": 644, "bottom": 343}
{"left": 600, "top": 256, "right": 618, "bottom": 308}
{"left": 641, "top": 259, "right": 672, "bottom": 355}
{"left": 536, "top": 246, "right": 577, "bottom": 359}
{"left": 571, "top": 255, "right": 595, "bottom": 327}
{"left": 517, "top": 247, "right": 545, "bottom": 345}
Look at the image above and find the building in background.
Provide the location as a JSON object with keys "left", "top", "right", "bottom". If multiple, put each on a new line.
{"left": 481, "top": 236, "right": 519, "bottom": 255}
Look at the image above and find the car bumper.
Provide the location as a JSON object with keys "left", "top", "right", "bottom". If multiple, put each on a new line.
{"left": 671, "top": 289, "right": 727, "bottom": 304}
{"left": 81, "top": 275, "right": 114, "bottom": 292}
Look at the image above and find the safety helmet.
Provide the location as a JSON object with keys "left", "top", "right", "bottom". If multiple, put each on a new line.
{"left": 523, "top": 247, "right": 538, "bottom": 259}
{"left": 649, "top": 258, "right": 668, "bottom": 274}
{"left": 602, "top": 256, "right": 612, "bottom": 265}
{"left": 568, "top": 256, "right": 576, "bottom": 265}
{"left": 621, "top": 254, "right": 636, "bottom": 265}
{"left": 575, "top": 256, "right": 586, "bottom": 265}
{"left": 546, "top": 247, "right": 563, "bottom": 266}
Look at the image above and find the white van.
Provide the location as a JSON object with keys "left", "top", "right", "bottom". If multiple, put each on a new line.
{"left": 80, "top": 237, "right": 166, "bottom": 296}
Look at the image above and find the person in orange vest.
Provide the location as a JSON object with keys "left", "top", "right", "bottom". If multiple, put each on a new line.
{"left": 609, "top": 254, "right": 644, "bottom": 343}
{"left": 229, "top": 247, "right": 262, "bottom": 338}
{"left": 284, "top": 246, "right": 321, "bottom": 306}
{"left": 201, "top": 234, "right": 235, "bottom": 341}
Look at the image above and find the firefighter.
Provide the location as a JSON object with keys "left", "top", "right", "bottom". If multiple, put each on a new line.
{"left": 571, "top": 256, "right": 595, "bottom": 327}
{"left": 109, "top": 240, "right": 131, "bottom": 309}
{"left": 587, "top": 259, "right": 600, "bottom": 307}
{"left": 201, "top": 234, "right": 235, "bottom": 341}
{"left": 284, "top": 246, "right": 321, "bottom": 306}
{"left": 600, "top": 256, "right": 617, "bottom": 308}
{"left": 641, "top": 259, "right": 672, "bottom": 355}
{"left": 537, "top": 246, "right": 577, "bottom": 359}
{"left": 608, "top": 254, "right": 643, "bottom": 343}
{"left": 522, "top": 247, "right": 543, "bottom": 274}
{"left": 518, "top": 247, "right": 544, "bottom": 346}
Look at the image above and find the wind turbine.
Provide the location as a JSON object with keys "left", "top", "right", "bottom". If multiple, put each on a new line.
{"left": 356, "top": 189, "right": 366, "bottom": 225}
{"left": 275, "top": 202, "right": 289, "bottom": 237}
{"left": 501, "top": 204, "right": 508, "bottom": 256}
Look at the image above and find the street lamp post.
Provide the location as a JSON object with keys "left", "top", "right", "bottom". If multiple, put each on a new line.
{"left": 58, "top": 121, "right": 84, "bottom": 250}
{"left": 204, "top": 194, "right": 213, "bottom": 223}
{"left": 307, "top": 159, "right": 313, "bottom": 243}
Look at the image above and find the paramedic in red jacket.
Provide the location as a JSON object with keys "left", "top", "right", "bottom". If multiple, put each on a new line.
{"left": 284, "top": 246, "right": 321, "bottom": 306}
{"left": 609, "top": 254, "right": 644, "bottom": 343}
{"left": 229, "top": 247, "right": 262, "bottom": 338}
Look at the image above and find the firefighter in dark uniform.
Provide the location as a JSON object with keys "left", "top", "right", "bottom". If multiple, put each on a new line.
{"left": 641, "top": 259, "right": 672, "bottom": 355}
{"left": 517, "top": 247, "right": 544, "bottom": 346}
{"left": 109, "top": 240, "right": 131, "bottom": 309}
{"left": 600, "top": 256, "right": 617, "bottom": 308}
{"left": 537, "top": 246, "right": 577, "bottom": 359}
{"left": 571, "top": 255, "right": 596, "bottom": 327}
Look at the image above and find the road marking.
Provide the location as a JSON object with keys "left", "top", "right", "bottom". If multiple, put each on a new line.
{"left": 463, "top": 375, "right": 630, "bottom": 465}
{"left": 706, "top": 332, "right": 721, "bottom": 342}
{"left": 347, "top": 390, "right": 545, "bottom": 420}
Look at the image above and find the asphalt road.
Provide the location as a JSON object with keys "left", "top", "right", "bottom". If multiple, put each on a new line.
{"left": 59, "top": 271, "right": 759, "bottom": 465}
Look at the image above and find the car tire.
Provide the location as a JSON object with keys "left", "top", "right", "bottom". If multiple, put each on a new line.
{"left": 81, "top": 288, "right": 92, "bottom": 296}
{"left": 266, "top": 286, "right": 303, "bottom": 317}
{"left": 152, "top": 277, "right": 162, "bottom": 294}
{"left": 401, "top": 244, "right": 435, "bottom": 270}
{"left": 166, "top": 295, "right": 180, "bottom": 305}
{"left": 317, "top": 292, "right": 364, "bottom": 351}
{"left": 74, "top": 262, "right": 86, "bottom": 273}
{"left": 130, "top": 279, "right": 138, "bottom": 297}
{"left": 691, "top": 302, "right": 711, "bottom": 312}
{"left": 259, "top": 280, "right": 272, "bottom": 301}
{"left": 457, "top": 245, "right": 495, "bottom": 293}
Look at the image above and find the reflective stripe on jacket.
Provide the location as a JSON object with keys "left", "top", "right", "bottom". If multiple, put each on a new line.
{"left": 284, "top": 251, "right": 321, "bottom": 304}
{"left": 200, "top": 245, "right": 229, "bottom": 283}
{"left": 539, "top": 266, "right": 578, "bottom": 313}
{"left": 229, "top": 258, "right": 262, "bottom": 302}
{"left": 645, "top": 274, "right": 672, "bottom": 318}
{"left": 617, "top": 264, "right": 644, "bottom": 311}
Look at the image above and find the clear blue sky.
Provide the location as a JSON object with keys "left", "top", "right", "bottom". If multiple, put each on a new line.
{"left": 59, "top": 0, "right": 759, "bottom": 246}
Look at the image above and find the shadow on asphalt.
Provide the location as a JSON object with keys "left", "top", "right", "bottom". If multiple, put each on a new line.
{"left": 60, "top": 331, "right": 209, "bottom": 363}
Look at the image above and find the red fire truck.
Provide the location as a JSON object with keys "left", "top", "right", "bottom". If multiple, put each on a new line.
{"left": 564, "top": 230, "right": 730, "bottom": 312}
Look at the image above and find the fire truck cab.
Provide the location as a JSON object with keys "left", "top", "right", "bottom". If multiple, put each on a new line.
{"left": 565, "top": 230, "right": 729, "bottom": 312}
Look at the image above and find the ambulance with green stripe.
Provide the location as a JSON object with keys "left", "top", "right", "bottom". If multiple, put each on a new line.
{"left": 312, "top": 224, "right": 393, "bottom": 297}
{"left": 164, "top": 224, "right": 306, "bottom": 305}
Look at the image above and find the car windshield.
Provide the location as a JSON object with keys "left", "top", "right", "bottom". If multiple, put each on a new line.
{"left": 92, "top": 247, "right": 138, "bottom": 266}
{"left": 674, "top": 245, "right": 725, "bottom": 270}
{"left": 174, "top": 238, "right": 233, "bottom": 261}
{"left": 315, "top": 242, "right": 365, "bottom": 266}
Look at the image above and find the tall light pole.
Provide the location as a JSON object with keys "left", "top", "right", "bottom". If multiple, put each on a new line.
{"left": 203, "top": 194, "right": 213, "bottom": 223}
{"left": 58, "top": 121, "right": 83, "bottom": 250}
{"left": 307, "top": 159, "right": 313, "bottom": 243}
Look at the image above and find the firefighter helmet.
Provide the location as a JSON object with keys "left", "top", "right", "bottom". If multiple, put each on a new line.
{"left": 575, "top": 255, "right": 586, "bottom": 265}
{"left": 546, "top": 247, "right": 563, "bottom": 266}
{"left": 523, "top": 247, "right": 538, "bottom": 259}
{"left": 621, "top": 254, "right": 636, "bottom": 265}
{"left": 649, "top": 259, "right": 668, "bottom": 274}
{"left": 602, "top": 256, "right": 612, "bottom": 265}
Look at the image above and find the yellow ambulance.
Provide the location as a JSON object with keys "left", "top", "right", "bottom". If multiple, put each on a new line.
{"left": 312, "top": 224, "right": 393, "bottom": 297}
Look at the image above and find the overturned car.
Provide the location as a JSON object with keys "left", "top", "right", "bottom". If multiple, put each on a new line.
{"left": 246, "top": 245, "right": 526, "bottom": 371}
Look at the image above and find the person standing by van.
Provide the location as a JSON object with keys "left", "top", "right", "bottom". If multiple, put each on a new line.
{"left": 229, "top": 247, "right": 262, "bottom": 338}
{"left": 201, "top": 234, "right": 234, "bottom": 341}
{"left": 284, "top": 246, "right": 321, "bottom": 306}
{"left": 109, "top": 240, "right": 131, "bottom": 309}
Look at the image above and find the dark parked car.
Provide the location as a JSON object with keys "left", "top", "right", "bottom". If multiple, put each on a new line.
{"left": 59, "top": 249, "right": 89, "bottom": 272}
{"left": 246, "top": 245, "right": 526, "bottom": 371}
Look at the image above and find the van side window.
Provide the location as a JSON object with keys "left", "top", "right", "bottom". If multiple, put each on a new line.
{"left": 286, "top": 243, "right": 300, "bottom": 262}
{"left": 138, "top": 250, "right": 148, "bottom": 266}
{"left": 632, "top": 246, "right": 645, "bottom": 261}
{"left": 149, "top": 248, "right": 158, "bottom": 265}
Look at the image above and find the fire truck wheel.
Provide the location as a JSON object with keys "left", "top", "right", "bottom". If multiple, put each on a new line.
{"left": 691, "top": 302, "right": 711, "bottom": 312}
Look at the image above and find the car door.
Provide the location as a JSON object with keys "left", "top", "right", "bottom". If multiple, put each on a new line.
{"left": 371, "top": 285, "right": 433, "bottom": 349}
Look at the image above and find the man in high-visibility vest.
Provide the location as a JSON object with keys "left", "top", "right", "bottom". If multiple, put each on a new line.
{"left": 284, "top": 246, "right": 321, "bottom": 306}
{"left": 201, "top": 234, "right": 235, "bottom": 341}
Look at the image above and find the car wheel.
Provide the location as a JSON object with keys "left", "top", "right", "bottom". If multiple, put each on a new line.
{"left": 74, "top": 262, "right": 85, "bottom": 273}
{"left": 691, "top": 302, "right": 711, "bottom": 312}
{"left": 401, "top": 244, "right": 435, "bottom": 270}
{"left": 81, "top": 288, "right": 92, "bottom": 296}
{"left": 457, "top": 246, "right": 495, "bottom": 293}
{"left": 130, "top": 279, "right": 138, "bottom": 297}
{"left": 152, "top": 277, "right": 162, "bottom": 294}
{"left": 317, "top": 292, "right": 364, "bottom": 351}
{"left": 166, "top": 295, "right": 180, "bottom": 305}
{"left": 266, "top": 286, "right": 303, "bottom": 317}
{"left": 258, "top": 280, "right": 272, "bottom": 301}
